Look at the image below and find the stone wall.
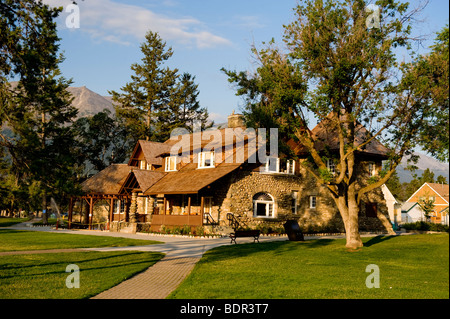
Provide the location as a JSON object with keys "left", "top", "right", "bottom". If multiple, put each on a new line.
{"left": 211, "top": 160, "right": 392, "bottom": 233}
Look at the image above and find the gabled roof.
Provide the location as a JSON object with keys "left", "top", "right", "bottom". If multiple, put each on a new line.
{"left": 128, "top": 140, "right": 171, "bottom": 166}
{"left": 406, "top": 182, "right": 450, "bottom": 204}
{"left": 81, "top": 164, "right": 130, "bottom": 194}
{"left": 288, "top": 113, "right": 391, "bottom": 159}
{"left": 119, "top": 169, "right": 167, "bottom": 194}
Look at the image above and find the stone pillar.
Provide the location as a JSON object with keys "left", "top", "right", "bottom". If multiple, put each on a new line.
{"left": 129, "top": 191, "right": 138, "bottom": 223}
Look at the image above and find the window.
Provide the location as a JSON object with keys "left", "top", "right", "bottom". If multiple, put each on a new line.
{"left": 115, "top": 200, "right": 126, "bottom": 214}
{"left": 327, "top": 159, "right": 336, "bottom": 175}
{"left": 291, "top": 191, "right": 299, "bottom": 214}
{"left": 309, "top": 196, "right": 317, "bottom": 209}
{"left": 365, "top": 202, "right": 377, "bottom": 218}
{"left": 264, "top": 157, "right": 280, "bottom": 173}
{"left": 368, "top": 162, "right": 377, "bottom": 177}
{"left": 140, "top": 160, "right": 146, "bottom": 170}
{"left": 286, "top": 159, "right": 296, "bottom": 174}
{"left": 198, "top": 151, "right": 215, "bottom": 168}
{"left": 253, "top": 192, "right": 275, "bottom": 218}
{"left": 165, "top": 156, "right": 177, "bottom": 171}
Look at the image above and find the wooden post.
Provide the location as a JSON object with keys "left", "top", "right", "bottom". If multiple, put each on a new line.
{"left": 200, "top": 196, "right": 204, "bottom": 226}
{"left": 89, "top": 197, "right": 93, "bottom": 230}
{"left": 187, "top": 196, "right": 191, "bottom": 215}
{"left": 163, "top": 197, "right": 167, "bottom": 215}
{"left": 68, "top": 197, "right": 73, "bottom": 230}
{"left": 109, "top": 198, "right": 114, "bottom": 230}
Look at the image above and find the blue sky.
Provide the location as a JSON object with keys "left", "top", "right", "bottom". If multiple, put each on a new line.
{"left": 45, "top": 0, "right": 449, "bottom": 124}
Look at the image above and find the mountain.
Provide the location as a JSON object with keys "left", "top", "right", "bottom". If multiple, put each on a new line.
{"left": 396, "top": 152, "right": 449, "bottom": 183}
{"left": 67, "top": 86, "right": 115, "bottom": 118}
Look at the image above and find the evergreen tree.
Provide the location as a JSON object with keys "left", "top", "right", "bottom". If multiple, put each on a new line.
{"left": 1, "top": 0, "right": 78, "bottom": 221}
{"left": 110, "top": 31, "right": 211, "bottom": 143}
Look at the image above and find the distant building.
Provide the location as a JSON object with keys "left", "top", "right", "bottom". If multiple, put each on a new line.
{"left": 403, "top": 182, "right": 449, "bottom": 225}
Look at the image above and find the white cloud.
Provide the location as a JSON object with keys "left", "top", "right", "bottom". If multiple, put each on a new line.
{"left": 43, "top": 0, "right": 231, "bottom": 48}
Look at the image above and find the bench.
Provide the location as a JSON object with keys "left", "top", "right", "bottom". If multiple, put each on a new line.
{"left": 229, "top": 230, "right": 260, "bottom": 244}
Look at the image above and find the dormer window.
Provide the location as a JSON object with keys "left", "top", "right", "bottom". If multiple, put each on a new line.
{"left": 198, "top": 151, "right": 215, "bottom": 168}
{"left": 368, "top": 162, "right": 377, "bottom": 177}
{"left": 327, "top": 159, "right": 336, "bottom": 175}
{"left": 165, "top": 156, "right": 177, "bottom": 172}
{"left": 139, "top": 160, "right": 147, "bottom": 170}
{"left": 264, "top": 157, "right": 280, "bottom": 173}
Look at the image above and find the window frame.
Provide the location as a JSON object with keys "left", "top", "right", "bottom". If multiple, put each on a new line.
{"left": 309, "top": 196, "right": 317, "bottom": 209}
{"left": 165, "top": 156, "right": 177, "bottom": 172}
{"left": 253, "top": 193, "right": 276, "bottom": 218}
{"left": 198, "top": 151, "right": 215, "bottom": 169}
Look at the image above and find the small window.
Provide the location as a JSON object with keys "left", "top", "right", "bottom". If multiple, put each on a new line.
{"left": 291, "top": 191, "right": 298, "bottom": 214}
{"left": 264, "top": 157, "right": 280, "bottom": 173}
{"left": 368, "top": 163, "right": 377, "bottom": 177}
{"left": 253, "top": 192, "right": 275, "bottom": 218}
{"left": 309, "top": 196, "right": 317, "bottom": 209}
{"left": 198, "top": 151, "right": 215, "bottom": 168}
{"left": 327, "top": 159, "right": 336, "bottom": 175}
{"left": 165, "top": 156, "right": 177, "bottom": 171}
{"left": 140, "top": 160, "right": 147, "bottom": 170}
{"left": 286, "top": 159, "right": 295, "bottom": 174}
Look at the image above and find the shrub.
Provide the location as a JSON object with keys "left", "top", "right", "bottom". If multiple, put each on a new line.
{"left": 402, "top": 221, "right": 449, "bottom": 233}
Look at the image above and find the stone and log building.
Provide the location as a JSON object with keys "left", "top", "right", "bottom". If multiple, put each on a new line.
{"left": 69, "top": 113, "right": 394, "bottom": 235}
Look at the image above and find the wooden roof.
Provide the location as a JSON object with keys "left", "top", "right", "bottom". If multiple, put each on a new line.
{"left": 119, "top": 170, "right": 167, "bottom": 194}
{"left": 144, "top": 163, "right": 241, "bottom": 195}
{"left": 81, "top": 164, "right": 130, "bottom": 194}
{"left": 288, "top": 113, "right": 391, "bottom": 159}
{"left": 128, "top": 140, "right": 171, "bottom": 166}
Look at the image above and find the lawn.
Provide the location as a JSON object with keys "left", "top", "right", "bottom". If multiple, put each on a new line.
{"left": 0, "top": 251, "right": 164, "bottom": 299}
{"left": 0, "top": 229, "right": 165, "bottom": 299}
{"left": 0, "top": 217, "right": 29, "bottom": 227}
{"left": 169, "top": 233, "right": 449, "bottom": 299}
{"left": 0, "top": 229, "right": 162, "bottom": 252}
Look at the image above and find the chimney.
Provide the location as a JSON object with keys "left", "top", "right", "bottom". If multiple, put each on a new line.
{"left": 227, "top": 110, "right": 245, "bottom": 128}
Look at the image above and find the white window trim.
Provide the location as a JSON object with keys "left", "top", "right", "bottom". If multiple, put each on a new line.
{"left": 264, "top": 157, "right": 280, "bottom": 173}
{"left": 286, "top": 159, "right": 295, "bottom": 175}
{"left": 309, "top": 196, "right": 317, "bottom": 209}
{"left": 368, "top": 162, "right": 377, "bottom": 177}
{"left": 253, "top": 193, "right": 276, "bottom": 218}
{"left": 327, "top": 159, "right": 336, "bottom": 175}
{"left": 198, "top": 151, "right": 215, "bottom": 169}
{"left": 165, "top": 156, "right": 177, "bottom": 172}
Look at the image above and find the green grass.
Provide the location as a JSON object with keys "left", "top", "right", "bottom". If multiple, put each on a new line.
{"left": 0, "top": 229, "right": 162, "bottom": 252}
{"left": 0, "top": 217, "right": 29, "bottom": 227}
{"left": 0, "top": 251, "right": 164, "bottom": 299}
{"left": 169, "top": 234, "right": 449, "bottom": 299}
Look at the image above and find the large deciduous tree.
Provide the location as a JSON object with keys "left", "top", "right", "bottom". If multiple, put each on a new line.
{"left": 223, "top": 0, "right": 447, "bottom": 249}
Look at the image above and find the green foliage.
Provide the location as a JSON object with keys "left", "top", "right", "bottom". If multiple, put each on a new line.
{"left": 402, "top": 221, "right": 449, "bottom": 233}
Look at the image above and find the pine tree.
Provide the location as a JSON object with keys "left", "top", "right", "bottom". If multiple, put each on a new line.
{"left": 110, "top": 31, "right": 211, "bottom": 143}
{"left": 1, "top": 0, "right": 78, "bottom": 221}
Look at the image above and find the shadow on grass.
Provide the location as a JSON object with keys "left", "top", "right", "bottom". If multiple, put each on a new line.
{"left": 363, "top": 235, "right": 397, "bottom": 248}
{"left": 201, "top": 238, "right": 337, "bottom": 264}
{"left": 0, "top": 251, "right": 164, "bottom": 279}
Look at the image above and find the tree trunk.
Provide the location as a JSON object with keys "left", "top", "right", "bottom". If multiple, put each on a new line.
{"left": 42, "top": 193, "right": 48, "bottom": 224}
{"left": 335, "top": 196, "right": 363, "bottom": 249}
